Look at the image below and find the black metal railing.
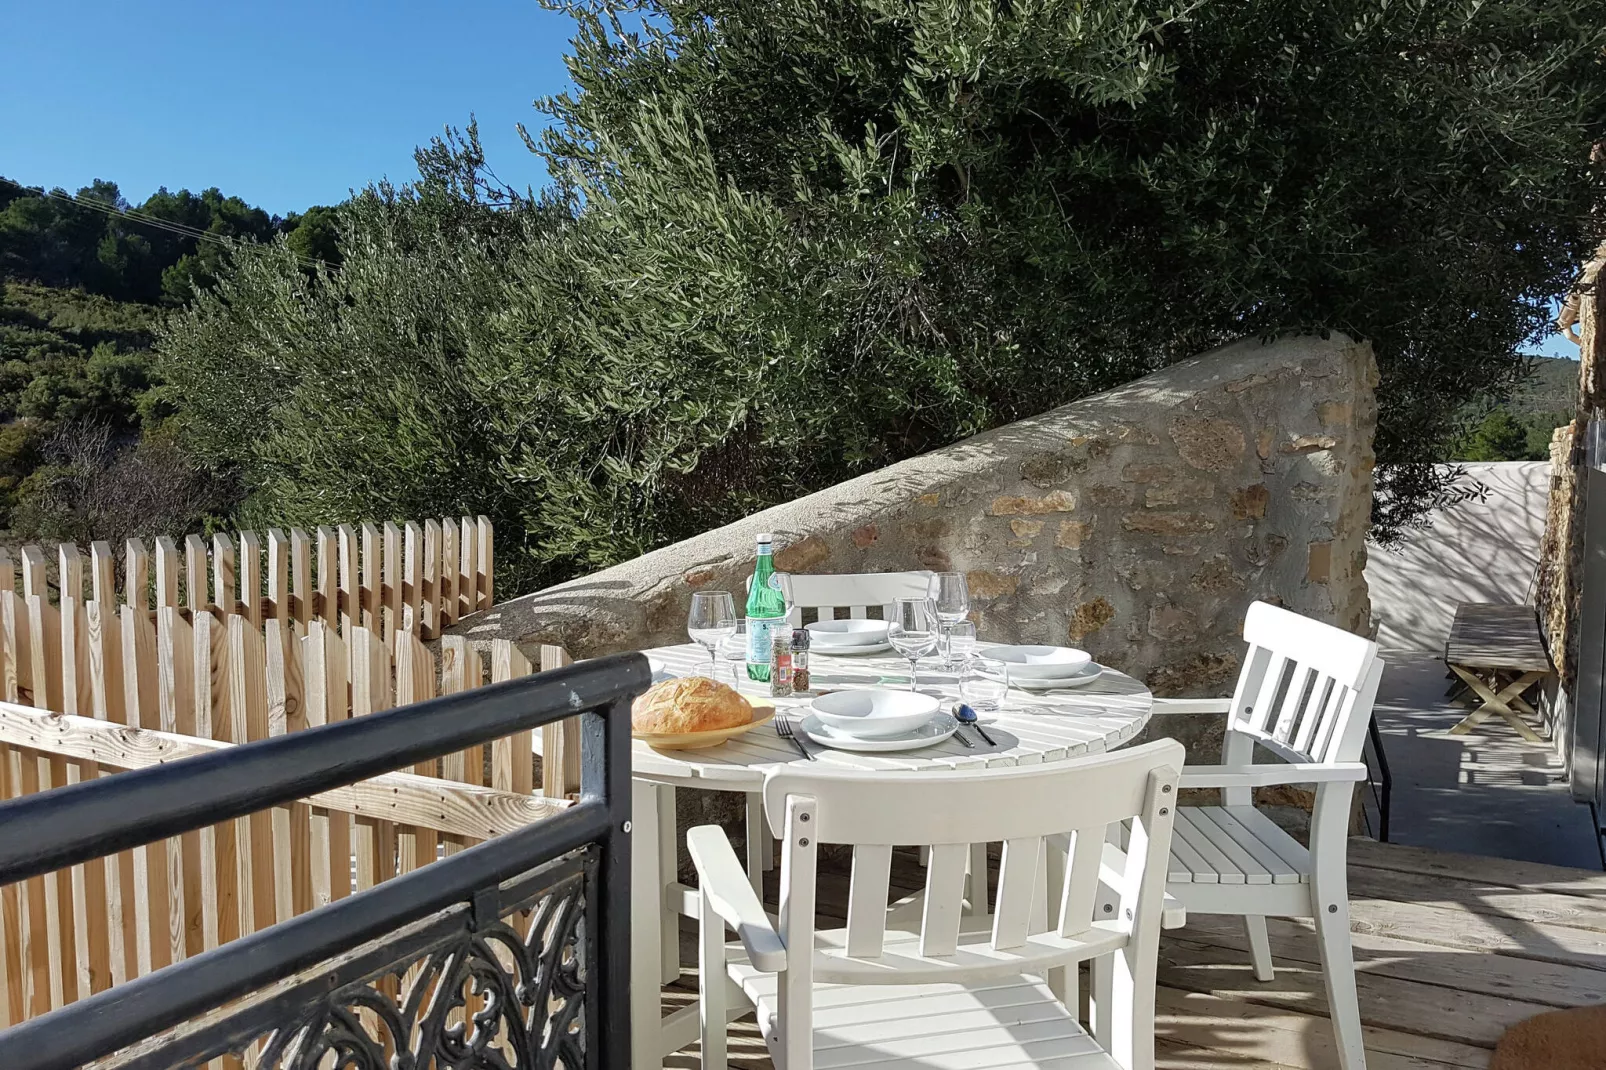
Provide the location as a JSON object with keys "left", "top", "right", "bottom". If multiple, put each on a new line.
{"left": 0, "top": 651, "right": 648, "bottom": 1070}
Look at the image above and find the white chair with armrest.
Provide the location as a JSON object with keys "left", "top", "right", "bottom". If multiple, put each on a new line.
{"left": 1138, "top": 600, "right": 1383, "bottom": 1070}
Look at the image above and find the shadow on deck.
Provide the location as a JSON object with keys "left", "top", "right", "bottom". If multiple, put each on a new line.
{"left": 661, "top": 837, "right": 1606, "bottom": 1069}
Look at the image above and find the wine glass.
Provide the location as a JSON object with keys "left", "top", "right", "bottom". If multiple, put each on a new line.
{"left": 718, "top": 620, "right": 749, "bottom": 686}
{"left": 888, "top": 597, "right": 939, "bottom": 692}
{"left": 928, "top": 572, "right": 970, "bottom": 668}
{"left": 687, "top": 591, "right": 738, "bottom": 676}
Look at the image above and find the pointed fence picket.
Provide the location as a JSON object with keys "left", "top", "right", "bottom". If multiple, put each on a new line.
{"left": 0, "top": 517, "right": 585, "bottom": 1035}
{"left": 1, "top": 517, "right": 492, "bottom": 661}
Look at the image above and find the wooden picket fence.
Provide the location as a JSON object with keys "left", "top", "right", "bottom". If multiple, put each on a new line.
{"left": 0, "top": 518, "right": 585, "bottom": 1037}
{"left": 4, "top": 515, "right": 492, "bottom": 659}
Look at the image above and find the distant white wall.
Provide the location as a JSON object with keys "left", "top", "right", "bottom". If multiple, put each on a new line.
{"left": 1366, "top": 461, "right": 1551, "bottom": 652}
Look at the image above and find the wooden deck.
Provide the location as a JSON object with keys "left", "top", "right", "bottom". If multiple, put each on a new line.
{"left": 662, "top": 837, "right": 1606, "bottom": 1069}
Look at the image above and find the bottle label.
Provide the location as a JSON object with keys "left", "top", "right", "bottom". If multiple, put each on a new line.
{"left": 748, "top": 618, "right": 779, "bottom": 664}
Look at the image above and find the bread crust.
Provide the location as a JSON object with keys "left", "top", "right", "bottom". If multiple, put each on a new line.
{"left": 632, "top": 676, "right": 753, "bottom": 735}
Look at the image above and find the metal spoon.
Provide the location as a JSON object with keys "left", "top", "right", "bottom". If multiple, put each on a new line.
{"left": 952, "top": 703, "right": 997, "bottom": 746}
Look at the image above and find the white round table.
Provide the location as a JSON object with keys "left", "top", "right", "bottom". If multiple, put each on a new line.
{"left": 627, "top": 642, "right": 1153, "bottom": 1068}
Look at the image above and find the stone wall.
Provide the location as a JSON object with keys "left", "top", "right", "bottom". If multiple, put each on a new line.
{"left": 457, "top": 332, "right": 1377, "bottom": 705}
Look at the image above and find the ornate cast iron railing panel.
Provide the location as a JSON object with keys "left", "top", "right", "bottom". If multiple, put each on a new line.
{"left": 113, "top": 852, "right": 592, "bottom": 1070}
{"left": 0, "top": 654, "right": 647, "bottom": 1070}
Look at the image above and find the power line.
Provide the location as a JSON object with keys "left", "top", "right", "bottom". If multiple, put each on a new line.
{"left": 0, "top": 177, "right": 331, "bottom": 270}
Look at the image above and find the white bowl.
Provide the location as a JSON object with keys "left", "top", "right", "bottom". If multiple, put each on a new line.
{"left": 810, "top": 688, "right": 940, "bottom": 738}
{"left": 978, "top": 645, "right": 1092, "bottom": 681}
{"left": 806, "top": 619, "right": 891, "bottom": 648}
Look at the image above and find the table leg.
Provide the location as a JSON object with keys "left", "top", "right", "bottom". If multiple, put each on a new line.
{"left": 1446, "top": 665, "right": 1544, "bottom": 743}
{"left": 745, "top": 792, "right": 766, "bottom": 896}
{"left": 631, "top": 780, "right": 664, "bottom": 1070}
{"left": 658, "top": 784, "right": 680, "bottom": 986}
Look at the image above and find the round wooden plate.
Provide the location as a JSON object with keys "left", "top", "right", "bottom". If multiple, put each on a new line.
{"left": 633, "top": 695, "right": 777, "bottom": 751}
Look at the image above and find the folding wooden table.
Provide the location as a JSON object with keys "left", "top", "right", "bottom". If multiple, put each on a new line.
{"left": 1444, "top": 602, "right": 1553, "bottom": 743}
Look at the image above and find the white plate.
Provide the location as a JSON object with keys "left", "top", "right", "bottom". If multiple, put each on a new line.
{"left": 979, "top": 644, "right": 1092, "bottom": 680}
{"left": 811, "top": 640, "right": 893, "bottom": 656}
{"left": 807, "top": 619, "right": 891, "bottom": 647}
{"left": 811, "top": 688, "right": 939, "bottom": 738}
{"left": 799, "top": 713, "right": 957, "bottom": 753}
{"left": 1012, "top": 663, "right": 1105, "bottom": 690}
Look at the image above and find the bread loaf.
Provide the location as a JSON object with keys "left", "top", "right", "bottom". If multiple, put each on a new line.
{"left": 632, "top": 676, "right": 753, "bottom": 735}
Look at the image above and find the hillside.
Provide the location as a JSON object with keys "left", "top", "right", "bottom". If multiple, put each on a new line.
{"left": 0, "top": 176, "right": 334, "bottom": 542}
{"left": 1446, "top": 353, "right": 1577, "bottom": 462}
{"left": 1509, "top": 354, "right": 1579, "bottom": 415}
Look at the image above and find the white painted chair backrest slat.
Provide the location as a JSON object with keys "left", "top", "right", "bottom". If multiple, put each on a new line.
{"left": 991, "top": 836, "right": 1040, "bottom": 950}
{"left": 1224, "top": 601, "right": 1380, "bottom": 766}
{"left": 760, "top": 570, "right": 934, "bottom": 626}
{"left": 845, "top": 846, "right": 892, "bottom": 957}
{"left": 1299, "top": 676, "right": 1344, "bottom": 757}
{"left": 1268, "top": 662, "right": 1314, "bottom": 742}
{"left": 1059, "top": 828, "right": 1105, "bottom": 937}
{"left": 765, "top": 740, "right": 1184, "bottom": 975}
{"left": 920, "top": 843, "right": 969, "bottom": 958}
{"left": 1234, "top": 648, "right": 1286, "bottom": 736}
{"left": 1289, "top": 674, "right": 1334, "bottom": 755}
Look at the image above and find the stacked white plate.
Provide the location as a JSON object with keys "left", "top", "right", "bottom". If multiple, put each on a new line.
{"left": 979, "top": 645, "right": 1105, "bottom": 690}
{"left": 799, "top": 688, "right": 957, "bottom": 752}
{"left": 805, "top": 618, "right": 893, "bottom": 656}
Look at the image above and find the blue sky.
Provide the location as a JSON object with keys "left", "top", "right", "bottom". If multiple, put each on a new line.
{"left": 0, "top": 0, "right": 1580, "bottom": 359}
{"left": 1, "top": 0, "right": 572, "bottom": 216}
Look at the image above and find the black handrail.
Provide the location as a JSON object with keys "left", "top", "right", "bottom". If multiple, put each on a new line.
{"left": 0, "top": 653, "right": 646, "bottom": 882}
{"left": 0, "top": 651, "right": 646, "bottom": 1070}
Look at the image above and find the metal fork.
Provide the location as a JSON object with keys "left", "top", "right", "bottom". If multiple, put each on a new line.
{"left": 775, "top": 710, "right": 814, "bottom": 761}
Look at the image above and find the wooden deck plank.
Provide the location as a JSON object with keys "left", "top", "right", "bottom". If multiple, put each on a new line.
{"left": 1182, "top": 914, "right": 1606, "bottom": 1010}
{"left": 1345, "top": 862, "right": 1606, "bottom": 935}
{"left": 1347, "top": 837, "right": 1606, "bottom": 899}
{"left": 1345, "top": 891, "right": 1606, "bottom": 970}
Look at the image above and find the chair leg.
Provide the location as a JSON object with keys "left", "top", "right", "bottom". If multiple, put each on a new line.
{"left": 1090, "top": 953, "right": 1113, "bottom": 1049}
{"left": 1312, "top": 885, "right": 1367, "bottom": 1070}
{"left": 1244, "top": 915, "right": 1274, "bottom": 982}
{"left": 699, "top": 888, "right": 727, "bottom": 1070}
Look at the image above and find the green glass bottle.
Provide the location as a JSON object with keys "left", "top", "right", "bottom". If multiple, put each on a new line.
{"left": 745, "top": 533, "right": 789, "bottom": 682}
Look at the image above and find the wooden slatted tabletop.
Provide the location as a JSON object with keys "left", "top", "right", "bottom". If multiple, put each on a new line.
{"left": 1444, "top": 603, "right": 1552, "bottom": 672}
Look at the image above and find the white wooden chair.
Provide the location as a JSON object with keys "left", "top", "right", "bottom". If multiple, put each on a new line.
{"left": 688, "top": 738, "right": 1186, "bottom": 1070}
{"left": 1146, "top": 600, "right": 1384, "bottom": 1070}
{"left": 749, "top": 569, "right": 935, "bottom": 626}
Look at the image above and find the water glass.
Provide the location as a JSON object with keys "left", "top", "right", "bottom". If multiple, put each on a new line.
{"left": 687, "top": 591, "right": 738, "bottom": 675}
{"left": 888, "top": 597, "right": 939, "bottom": 692}
{"left": 961, "top": 656, "right": 1009, "bottom": 713}
{"left": 928, "top": 571, "right": 970, "bottom": 667}
{"left": 948, "top": 620, "right": 978, "bottom": 665}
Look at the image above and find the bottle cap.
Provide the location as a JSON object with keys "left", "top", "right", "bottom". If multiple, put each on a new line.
{"left": 756, "top": 532, "right": 773, "bottom": 544}
{"left": 792, "top": 628, "right": 809, "bottom": 648}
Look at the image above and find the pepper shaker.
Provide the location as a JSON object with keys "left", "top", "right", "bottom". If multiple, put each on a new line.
{"left": 791, "top": 628, "right": 811, "bottom": 693}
